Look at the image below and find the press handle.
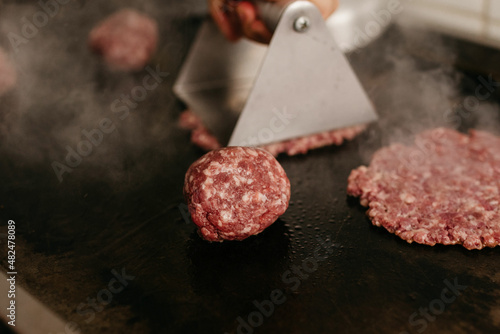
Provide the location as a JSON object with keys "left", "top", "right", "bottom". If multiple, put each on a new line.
{"left": 254, "top": 0, "right": 295, "bottom": 32}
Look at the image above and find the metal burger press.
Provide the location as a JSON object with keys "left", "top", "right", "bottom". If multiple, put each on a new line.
{"left": 174, "top": 0, "right": 378, "bottom": 147}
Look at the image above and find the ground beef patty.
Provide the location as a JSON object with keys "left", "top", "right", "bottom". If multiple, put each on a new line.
{"left": 0, "top": 48, "right": 16, "bottom": 95}
{"left": 88, "top": 9, "right": 158, "bottom": 71}
{"left": 347, "top": 128, "right": 500, "bottom": 250}
{"left": 184, "top": 147, "right": 291, "bottom": 241}
{"left": 262, "top": 124, "right": 367, "bottom": 156}
{"left": 179, "top": 110, "right": 366, "bottom": 156}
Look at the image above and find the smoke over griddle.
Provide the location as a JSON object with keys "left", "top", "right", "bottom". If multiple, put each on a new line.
{"left": 0, "top": 0, "right": 205, "bottom": 184}
{"left": 0, "top": 0, "right": 498, "bottom": 185}
{"left": 351, "top": 23, "right": 500, "bottom": 163}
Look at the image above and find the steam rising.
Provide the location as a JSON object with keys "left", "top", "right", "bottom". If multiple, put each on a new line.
{"left": 0, "top": 0, "right": 206, "bottom": 184}
{"left": 0, "top": 0, "right": 498, "bottom": 183}
{"left": 355, "top": 23, "right": 500, "bottom": 162}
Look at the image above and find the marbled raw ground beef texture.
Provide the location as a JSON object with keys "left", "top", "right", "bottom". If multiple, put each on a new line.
{"left": 178, "top": 110, "right": 366, "bottom": 156}
{"left": 88, "top": 9, "right": 158, "bottom": 71}
{"left": 347, "top": 128, "right": 500, "bottom": 250}
{"left": 184, "top": 147, "right": 291, "bottom": 242}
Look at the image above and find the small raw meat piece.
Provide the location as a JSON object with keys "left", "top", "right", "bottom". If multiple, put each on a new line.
{"left": 184, "top": 147, "right": 291, "bottom": 241}
{"left": 347, "top": 128, "right": 500, "bottom": 250}
{"left": 178, "top": 109, "right": 203, "bottom": 130}
{"left": 191, "top": 127, "right": 222, "bottom": 151}
{"left": 178, "top": 110, "right": 365, "bottom": 156}
{"left": 179, "top": 110, "right": 222, "bottom": 151}
{"left": 0, "top": 48, "right": 17, "bottom": 95}
{"left": 89, "top": 9, "right": 158, "bottom": 71}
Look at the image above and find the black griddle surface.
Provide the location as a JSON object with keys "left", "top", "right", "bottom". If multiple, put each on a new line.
{"left": 1, "top": 1, "right": 500, "bottom": 333}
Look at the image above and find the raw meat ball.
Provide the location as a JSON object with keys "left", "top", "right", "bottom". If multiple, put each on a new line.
{"left": 88, "top": 9, "right": 158, "bottom": 71}
{"left": 184, "top": 147, "right": 291, "bottom": 241}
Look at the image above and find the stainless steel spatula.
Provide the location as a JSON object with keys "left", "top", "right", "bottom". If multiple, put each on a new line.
{"left": 174, "top": 0, "right": 377, "bottom": 147}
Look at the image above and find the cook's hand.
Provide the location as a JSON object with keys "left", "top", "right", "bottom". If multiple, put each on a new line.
{"left": 209, "top": 0, "right": 338, "bottom": 44}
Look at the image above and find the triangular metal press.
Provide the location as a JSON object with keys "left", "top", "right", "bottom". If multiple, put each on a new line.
{"left": 228, "top": 1, "right": 377, "bottom": 147}
{"left": 174, "top": 1, "right": 377, "bottom": 147}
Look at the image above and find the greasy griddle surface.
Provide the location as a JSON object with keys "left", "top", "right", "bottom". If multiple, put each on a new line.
{"left": 1, "top": 1, "right": 500, "bottom": 333}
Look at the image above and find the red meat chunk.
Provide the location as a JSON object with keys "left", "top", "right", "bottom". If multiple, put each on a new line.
{"left": 89, "top": 9, "right": 158, "bottom": 71}
{"left": 184, "top": 147, "right": 291, "bottom": 241}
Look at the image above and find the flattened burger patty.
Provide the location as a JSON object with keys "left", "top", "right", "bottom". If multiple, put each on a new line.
{"left": 184, "top": 147, "right": 291, "bottom": 241}
{"left": 178, "top": 110, "right": 366, "bottom": 156}
{"left": 88, "top": 9, "right": 158, "bottom": 71}
{"left": 347, "top": 128, "right": 500, "bottom": 250}
{"left": 262, "top": 124, "right": 367, "bottom": 156}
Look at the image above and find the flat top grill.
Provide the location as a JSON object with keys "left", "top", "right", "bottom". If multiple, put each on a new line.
{"left": 0, "top": 1, "right": 500, "bottom": 333}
